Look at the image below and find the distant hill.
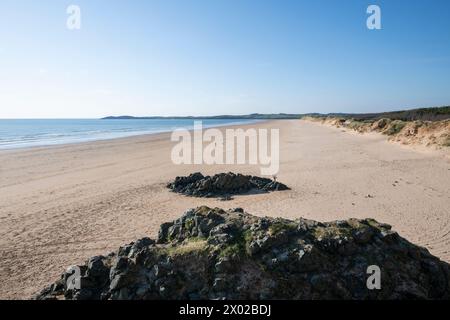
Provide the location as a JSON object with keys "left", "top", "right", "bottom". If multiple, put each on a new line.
{"left": 306, "top": 106, "right": 450, "bottom": 122}
{"left": 102, "top": 106, "right": 450, "bottom": 122}
{"left": 102, "top": 113, "right": 303, "bottom": 120}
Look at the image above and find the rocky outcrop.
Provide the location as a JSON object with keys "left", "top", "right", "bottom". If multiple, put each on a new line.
{"left": 167, "top": 172, "right": 290, "bottom": 199}
{"left": 36, "top": 207, "right": 450, "bottom": 300}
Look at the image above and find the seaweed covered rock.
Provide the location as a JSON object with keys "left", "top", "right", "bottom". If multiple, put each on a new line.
{"left": 167, "top": 172, "right": 289, "bottom": 199}
{"left": 36, "top": 207, "right": 450, "bottom": 300}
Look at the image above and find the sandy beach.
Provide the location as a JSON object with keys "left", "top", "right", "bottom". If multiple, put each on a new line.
{"left": 0, "top": 119, "right": 449, "bottom": 299}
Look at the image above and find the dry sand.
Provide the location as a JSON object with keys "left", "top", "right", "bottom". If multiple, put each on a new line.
{"left": 0, "top": 120, "right": 449, "bottom": 299}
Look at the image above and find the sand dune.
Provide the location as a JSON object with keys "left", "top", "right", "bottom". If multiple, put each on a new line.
{"left": 305, "top": 116, "right": 450, "bottom": 150}
{"left": 0, "top": 120, "right": 449, "bottom": 299}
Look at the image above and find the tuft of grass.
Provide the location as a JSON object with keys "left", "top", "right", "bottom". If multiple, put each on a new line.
{"left": 268, "top": 221, "right": 297, "bottom": 236}
{"left": 384, "top": 120, "right": 406, "bottom": 135}
{"left": 165, "top": 238, "right": 207, "bottom": 256}
{"left": 196, "top": 206, "right": 212, "bottom": 215}
{"left": 219, "top": 243, "right": 242, "bottom": 258}
{"left": 348, "top": 120, "right": 364, "bottom": 130}
{"left": 312, "top": 225, "right": 353, "bottom": 240}
{"left": 218, "top": 230, "right": 253, "bottom": 259}
{"left": 363, "top": 218, "right": 381, "bottom": 229}
{"left": 184, "top": 218, "right": 195, "bottom": 230}
{"left": 443, "top": 140, "right": 450, "bottom": 147}
{"left": 442, "top": 135, "right": 450, "bottom": 147}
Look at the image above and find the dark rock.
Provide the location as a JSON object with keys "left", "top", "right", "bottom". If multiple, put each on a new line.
{"left": 87, "top": 256, "right": 109, "bottom": 278}
{"left": 167, "top": 172, "right": 290, "bottom": 199}
{"left": 36, "top": 207, "right": 450, "bottom": 300}
{"left": 353, "top": 228, "right": 374, "bottom": 244}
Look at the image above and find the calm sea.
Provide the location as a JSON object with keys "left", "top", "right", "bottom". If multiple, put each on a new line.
{"left": 0, "top": 119, "right": 259, "bottom": 150}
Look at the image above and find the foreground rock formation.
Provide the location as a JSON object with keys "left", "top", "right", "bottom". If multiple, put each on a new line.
{"left": 167, "top": 172, "right": 289, "bottom": 199}
{"left": 37, "top": 207, "right": 450, "bottom": 300}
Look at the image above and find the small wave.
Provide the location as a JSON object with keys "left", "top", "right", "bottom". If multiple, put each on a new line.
{"left": 0, "top": 119, "right": 260, "bottom": 150}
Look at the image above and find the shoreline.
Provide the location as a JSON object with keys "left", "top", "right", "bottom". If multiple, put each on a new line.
{"left": 1, "top": 119, "right": 449, "bottom": 299}
{"left": 0, "top": 119, "right": 266, "bottom": 153}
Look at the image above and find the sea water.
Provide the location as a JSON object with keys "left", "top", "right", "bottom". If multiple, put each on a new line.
{"left": 0, "top": 119, "right": 259, "bottom": 150}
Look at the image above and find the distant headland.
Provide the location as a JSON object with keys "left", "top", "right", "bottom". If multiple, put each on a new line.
{"left": 102, "top": 113, "right": 302, "bottom": 120}
{"left": 102, "top": 106, "right": 450, "bottom": 122}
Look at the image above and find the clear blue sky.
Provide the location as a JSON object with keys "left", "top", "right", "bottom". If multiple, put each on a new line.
{"left": 1, "top": 0, "right": 449, "bottom": 118}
